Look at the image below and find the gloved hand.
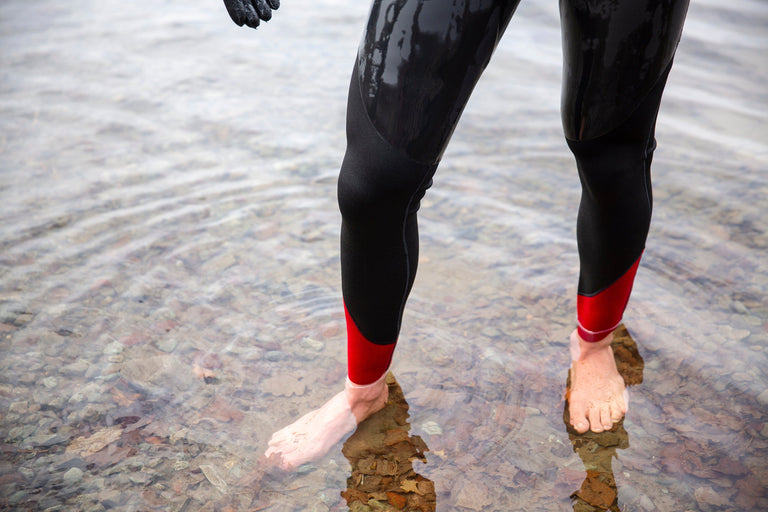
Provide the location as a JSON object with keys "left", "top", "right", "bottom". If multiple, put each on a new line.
{"left": 223, "top": 0, "right": 280, "bottom": 29}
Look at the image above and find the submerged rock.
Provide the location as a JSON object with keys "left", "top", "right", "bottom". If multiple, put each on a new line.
{"left": 62, "top": 467, "right": 84, "bottom": 486}
{"left": 119, "top": 354, "right": 198, "bottom": 393}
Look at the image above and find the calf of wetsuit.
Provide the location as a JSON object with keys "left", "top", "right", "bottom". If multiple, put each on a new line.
{"left": 339, "top": 0, "right": 690, "bottom": 382}
{"left": 568, "top": 63, "right": 673, "bottom": 341}
{"left": 559, "top": 0, "right": 689, "bottom": 340}
{"left": 339, "top": 0, "right": 520, "bottom": 384}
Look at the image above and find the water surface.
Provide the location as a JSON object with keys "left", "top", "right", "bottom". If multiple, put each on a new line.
{"left": 1, "top": 0, "right": 767, "bottom": 511}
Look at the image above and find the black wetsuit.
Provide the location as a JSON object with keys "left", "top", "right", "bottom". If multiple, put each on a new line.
{"left": 339, "top": 0, "right": 690, "bottom": 384}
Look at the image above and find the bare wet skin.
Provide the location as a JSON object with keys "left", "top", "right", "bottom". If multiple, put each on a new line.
{"left": 264, "top": 373, "right": 389, "bottom": 469}
{"left": 567, "top": 330, "right": 628, "bottom": 434}
{"left": 265, "top": 327, "right": 627, "bottom": 469}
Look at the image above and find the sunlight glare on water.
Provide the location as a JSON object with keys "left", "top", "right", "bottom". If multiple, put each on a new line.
{"left": 0, "top": 0, "right": 766, "bottom": 511}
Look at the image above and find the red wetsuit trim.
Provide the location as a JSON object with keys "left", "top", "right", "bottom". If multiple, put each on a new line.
{"left": 577, "top": 254, "right": 642, "bottom": 342}
{"left": 345, "top": 303, "right": 396, "bottom": 385}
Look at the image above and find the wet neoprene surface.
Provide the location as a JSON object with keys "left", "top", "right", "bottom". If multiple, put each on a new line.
{"left": 339, "top": 0, "right": 689, "bottom": 345}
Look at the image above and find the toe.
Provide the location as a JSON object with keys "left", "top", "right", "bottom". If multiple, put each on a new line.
{"left": 610, "top": 403, "right": 625, "bottom": 423}
{"left": 569, "top": 403, "right": 590, "bottom": 433}
{"left": 600, "top": 405, "right": 614, "bottom": 430}
{"left": 573, "top": 419, "right": 589, "bottom": 434}
{"left": 267, "top": 431, "right": 288, "bottom": 446}
{"left": 588, "top": 407, "right": 604, "bottom": 433}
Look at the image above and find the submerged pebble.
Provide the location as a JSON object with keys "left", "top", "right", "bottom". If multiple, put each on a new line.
{"left": 62, "top": 467, "right": 84, "bottom": 486}
{"left": 420, "top": 421, "right": 443, "bottom": 435}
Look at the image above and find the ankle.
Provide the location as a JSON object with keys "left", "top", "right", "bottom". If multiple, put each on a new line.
{"left": 345, "top": 373, "right": 389, "bottom": 423}
{"left": 570, "top": 329, "right": 613, "bottom": 361}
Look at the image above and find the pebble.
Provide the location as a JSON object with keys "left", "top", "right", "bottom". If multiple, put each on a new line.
{"left": 18, "top": 373, "right": 36, "bottom": 384}
{"left": 102, "top": 342, "right": 124, "bottom": 355}
{"left": 8, "top": 401, "right": 28, "bottom": 414}
{"left": 421, "top": 421, "right": 443, "bottom": 435}
{"left": 170, "top": 428, "right": 189, "bottom": 444}
{"left": 639, "top": 494, "right": 656, "bottom": 511}
{"left": 120, "top": 354, "right": 196, "bottom": 392}
{"left": 42, "top": 377, "right": 59, "bottom": 389}
{"left": 200, "top": 464, "right": 228, "bottom": 494}
{"left": 8, "top": 491, "right": 28, "bottom": 506}
{"left": 730, "top": 300, "right": 748, "bottom": 314}
{"left": 307, "top": 503, "right": 330, "bottom": 512}
{"left": 62, "top": 467, "right": 84, "bottom": 486}
{"left": 60, "top": 360, "right": 90, "bottom": 376}
{"left": 262, "top": 375, "right": 306, "bottom": 397}
{"left": 156, "top": 337, "right": 178, "bottom": 353}
{"left": 756, "top": 389, "right": 768, "bottom": 407}
{"left": 97, "top": 489, "right": 122, "bottom": 507}
{"left": 265, "top": 350, "right": 290, "bottom": 362}
{"left": 694, "top": 485, "right": 729, "bottom": 509}
{"left": 20, "top": 434, "right": 67, "bottom": 449}
{"left": 300, "top": 337, "right": 325, "bottom": 352}
{"left": 128, "top": 472, "right": 151, "bottom": 485}
{"left": 173, "top": 460, "right": 190, "bottom": 471}
{"left": 68, "top": 391, "right": 86, "bottom": 404}
{"left": 13, "top": 312, "right": 34, "bottom": 326}
{"left": 349, "top": 502, "right": 372, "bottom": 512}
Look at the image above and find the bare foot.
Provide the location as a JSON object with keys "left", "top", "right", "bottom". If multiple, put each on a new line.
{"left": 567, "top": 329, "right": 628, "bottom": 434}
{"left": 263, "top": 372, "right": 389, "bottom": 469}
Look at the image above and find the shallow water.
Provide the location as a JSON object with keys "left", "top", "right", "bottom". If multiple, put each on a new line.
{"left": 1, "top": 0, "right": 767, "bottom": 511}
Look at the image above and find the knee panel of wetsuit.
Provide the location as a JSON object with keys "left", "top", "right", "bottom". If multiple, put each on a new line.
{"left": 337, "top": 65, "right": 437, "bottom": 229}
{"left": 565, "top": 73, "right": 670, "bottom": 297}
{"left": 568, "top": 134, "right": 654, "bottom": 295}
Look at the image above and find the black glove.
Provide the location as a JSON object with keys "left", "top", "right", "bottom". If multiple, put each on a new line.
{"left": 223, "top": 0, "right": 280, "bottom": 29}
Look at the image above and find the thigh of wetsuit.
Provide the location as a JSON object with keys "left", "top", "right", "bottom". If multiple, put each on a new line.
{"left": 560, "top": 0, "right": 690, "bottom": 141}
{"left": 356, "top": 0, "right": 520, "bottom": 164}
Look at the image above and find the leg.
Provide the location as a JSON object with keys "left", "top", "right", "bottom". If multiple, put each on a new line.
{"left": 560, "top": 0, "right": 690, "bottom": 433}
{"left": 265, "top": 0, "right": 519, "bottom": 469}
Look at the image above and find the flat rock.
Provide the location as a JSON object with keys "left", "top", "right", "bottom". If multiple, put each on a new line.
{"left": 120, "top": 354, "right": 197, "bottom": 392}
{"left": 62, "top": 467, "right": 84, "bottom": 486}
{"left": 262, "top": 375, "right": 306, "bottom": 397}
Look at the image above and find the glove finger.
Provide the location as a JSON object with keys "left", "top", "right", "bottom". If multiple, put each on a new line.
{"left": 242, "top": 3, "right": 262, "bottom": 28}
{"left": 267, "top": 0, "right": 280, "bottom": 10}
{"left": 252, "top": 0, "right": 273, "bottom": 21}
{"left": 223, "top": 0, "right": 246, "bottom": 26}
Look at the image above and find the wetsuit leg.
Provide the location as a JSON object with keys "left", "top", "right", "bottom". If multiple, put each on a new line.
{"left": 338, "top": 0, "right": 519, "bottom": 384}
{"left": 560, "top": 0, "right": 690, "bottom": 341}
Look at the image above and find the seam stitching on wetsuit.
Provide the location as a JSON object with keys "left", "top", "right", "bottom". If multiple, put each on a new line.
{"left": 578, "top": 253, "right": 644, "bottom": 298}
{"left": 353, "top": 63, "right": 441, "bottom": 168}
{"left": 395, "top": 163, "right": 436, "bottom": 336}
{"left": 575, "top": 62, "right": 672, "bottom": 298}
{"left": 347, "top": 71, "right": 438, "bottom": 343}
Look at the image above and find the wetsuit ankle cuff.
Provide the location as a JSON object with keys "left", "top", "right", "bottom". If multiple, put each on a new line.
{"left": 577, "top": 323, "right": 617, "bottom": 343}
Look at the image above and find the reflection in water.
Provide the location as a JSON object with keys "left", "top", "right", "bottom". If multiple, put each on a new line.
{"left": 567, "top": 422, "right": 630, "bottom": 512}
{"left": 563, "top": 325, "right": 642, "bottom": 511}
{"left": 342, "top": 374, "right": 436, "bottom": 511}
